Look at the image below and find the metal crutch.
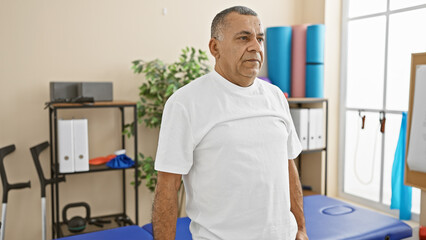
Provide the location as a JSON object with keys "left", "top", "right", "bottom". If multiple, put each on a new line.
{"left": 0, "top": 145, "right": 31, "bottom": 240}
{"left": 30, "top": 141, "right": 65, "bottom": 240}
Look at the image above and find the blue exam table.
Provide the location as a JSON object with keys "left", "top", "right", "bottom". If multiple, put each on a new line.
{"left": 57, "top": 195, "right": 412, "bottom": 240}
{"left": 304, "top": 195, "right": 412, "bottom": 239}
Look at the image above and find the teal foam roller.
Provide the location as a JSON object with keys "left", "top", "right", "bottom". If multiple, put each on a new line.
{"left": 306, "top": 24, "right": 325, "bottom": 64}
{"left": 306, "top": 64, "right": 324, "bottom": 98}
{"left": 266, "top": 26, "right": 292, "bottom": 95}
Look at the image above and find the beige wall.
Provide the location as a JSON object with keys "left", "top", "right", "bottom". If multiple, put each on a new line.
{"left": 0, "top": 0, "right": 308, "bottom": 239}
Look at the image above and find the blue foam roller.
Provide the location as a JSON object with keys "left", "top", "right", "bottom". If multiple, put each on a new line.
{"left": 306, "top": 64, "right": 324, "bottom": 98}
{"left": 266, "top": 26, "right": 292, "bottom": 95}
{"left": 306, "top": 24, "right": 325, "bottom": 64}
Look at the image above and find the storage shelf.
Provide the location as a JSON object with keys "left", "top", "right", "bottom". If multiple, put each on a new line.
{"left": 289, "top": 98, "right": 328, "bottom": 195}
{"left": 301, "top": 148, "right": 326, "bottom": 154}
{"left": 57, "top": 213, "right": 135, "bottom": 237}
{"left": 48, "top": 101, "right": 139, "bottom": 238}
{"left": 303, "top": 190, "right": 320, "bottom": 196}
{"left": 49, "top": 100, "right": 137, "bottom": 109}
{"left": 52, "top": 164, "right": 135, "bottom": 175}
{"left": 288, "top": 98, "right": 327, "bottom": 104}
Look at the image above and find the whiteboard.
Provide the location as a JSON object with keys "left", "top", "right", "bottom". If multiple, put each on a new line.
{"left": 405, "top": 52, "right": 426, "bottom": 191}
{"left": 407, "top": 65, "right": 426, "bottom": 173}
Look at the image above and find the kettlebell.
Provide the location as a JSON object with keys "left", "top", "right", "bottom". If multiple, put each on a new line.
{"left": 62, "top": 202, "right": 91, "bottom": 233}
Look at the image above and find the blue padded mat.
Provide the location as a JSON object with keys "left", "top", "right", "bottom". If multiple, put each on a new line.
{"left": 304, "top": 195, "right": 412, "bottom": 240}
{"left": 55, "top": 196, "right": 412, "bottom": 240}
{"left": 142, "top": 216, "right": 192, "bottom": 240}
{"left": 56, "top": 225, "right": 153, "bottom": 240}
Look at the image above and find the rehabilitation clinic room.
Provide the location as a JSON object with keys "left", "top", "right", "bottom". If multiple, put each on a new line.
{"left": 1, "top": 0, "right": 426, "bottom": 239}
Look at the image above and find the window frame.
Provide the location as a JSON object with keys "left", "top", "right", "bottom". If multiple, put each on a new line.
{"left": 339, "top": 0, "right": 426, "bottom": 221}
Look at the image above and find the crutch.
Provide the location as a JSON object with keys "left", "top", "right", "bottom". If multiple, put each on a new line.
{"left": 31, "top": 141, "right": 65, "bottom": 240}
{"left": 0, "top": 145, "right": 31, "bottom": 240}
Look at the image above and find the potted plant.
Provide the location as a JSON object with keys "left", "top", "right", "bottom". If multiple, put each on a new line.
{"left": 125, "top": 47, "right": 210, "bottom": 213}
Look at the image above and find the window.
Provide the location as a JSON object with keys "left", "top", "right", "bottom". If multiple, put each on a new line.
{"left": 340, "top": 0, "right": 426, "bottom": 218}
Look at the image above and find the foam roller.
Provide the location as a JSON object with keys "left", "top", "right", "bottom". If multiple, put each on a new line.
{"left": 266, "top": 26, "right": 292, "bottom": 95}
{"left": 306, "top": 64, "right": 324, "bottom": 98}
{"left": 291, "top": 24, "right": 308, "bottom": 97}
{"left": 306, "top": 24, "right": 325, "bottom": 64}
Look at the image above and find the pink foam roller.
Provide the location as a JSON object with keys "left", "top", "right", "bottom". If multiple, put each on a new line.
{"left": 291, "top": 24, "right": 308, "bottom": 98}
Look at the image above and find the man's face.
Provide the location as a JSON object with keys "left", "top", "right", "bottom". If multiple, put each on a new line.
{"left": 212, "top": 13, "right": 264, "bottom": 85}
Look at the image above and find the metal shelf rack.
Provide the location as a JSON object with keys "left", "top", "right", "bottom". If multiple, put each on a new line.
{"left": 48, "top": 101, "right": 139, "bottom": 238}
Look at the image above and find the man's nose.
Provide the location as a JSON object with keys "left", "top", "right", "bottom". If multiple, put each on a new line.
{"left": 248, "top": 38, "right": 263, "bottom": 53}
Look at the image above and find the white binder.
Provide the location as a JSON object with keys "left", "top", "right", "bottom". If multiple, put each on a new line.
{"left": 58, "top": 120, "right": 74, "bottom": 173}
{"left": 315, "top": 108, "right": 325, "bottom": 149}
{"left": 309, "top": 108, "right": 325, "bottom": 149}
{"left": 73, "top": 119, "right": 89, "bottom": 172}
{"left": 290, "top": 109, "right": 309, "bottom": 150}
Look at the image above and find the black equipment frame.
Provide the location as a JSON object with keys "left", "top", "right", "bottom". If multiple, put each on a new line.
{"left": 48, "top": 101, "right": 139, "bottom": 238}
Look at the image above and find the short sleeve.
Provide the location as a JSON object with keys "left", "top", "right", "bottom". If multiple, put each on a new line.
{"left": 155, "top": 100, "right": 194, "bottom": 174}
{"left": 286, "top": 120, "right": 303, "bottom": 160}
{"left": 272, "top": 86, "right": 303, "bottom": 160}
{"left": 283, "top": 100, "right": 303, "bottom": 160}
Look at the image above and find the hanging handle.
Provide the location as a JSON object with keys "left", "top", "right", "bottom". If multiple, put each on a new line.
{"left": 380, "top": 112, "right": 386, "bottom": 133}
{"left": 359, "top": 110, "right": 366, "bottom": 129}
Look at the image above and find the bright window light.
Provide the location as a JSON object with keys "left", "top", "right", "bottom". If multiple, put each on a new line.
{"left": 386, "top": 8, "right": 426, "bottom": 111}
{"left": 390, "top": 0, "right": 426, "bottom": 10}
{"left": 346, "top": 17, "right": 386, "bottom": 109}
{"left": 342, "top": 0, "right": 424, "bottom": 218}
{"left": 349, "top": 0, "right": 387, "bottom": 18}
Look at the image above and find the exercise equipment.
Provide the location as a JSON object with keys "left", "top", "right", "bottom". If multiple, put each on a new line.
{"left": 306, "top": 24, "right": 325, "bottom": 64}
{"left": 89, "top": 155, "right": 115, "bottom": 165}
{"left": 62, "top": 202, "right": 91, "bottom": 233}
{"left": 291, "top": 24, "right": 308, "bottom": 98}
{"left": 266, "top": 26, "right": 292, "bottom": 95}
{"left": 106, "top": 150, "right": 134, "bottom": 169}
{"left": 305, "top": 64, "right": 324, "bottom": 98}
{"left": 88, "top": 217, "right": 111, "bottom": 228}
{"left": 31, "top": 141, "right": 66, "bottom": 240}
{"left": 306, "top": 24, "right": 325, "bottom": 98}
{"left": 0, "top": 145, "right": 31, "bottom": 240}
{"left": 115, "top": 215, "right": 133, "bottom": 227}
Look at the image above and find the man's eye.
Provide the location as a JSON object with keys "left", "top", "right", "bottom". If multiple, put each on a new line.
{"left": 257, "top": 38, "right": 264, "bottom": 42}
{"left": 239, "top": 36, "right": 248, "bottom": 40}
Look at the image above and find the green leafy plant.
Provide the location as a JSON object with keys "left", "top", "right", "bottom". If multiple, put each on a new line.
{"left": 125, "top": 47, "right": 210, "bottom": 192}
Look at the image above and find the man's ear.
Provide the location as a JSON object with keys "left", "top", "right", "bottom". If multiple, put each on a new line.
{"left": 209, "top": 38, "right": 220, "bottom": 59}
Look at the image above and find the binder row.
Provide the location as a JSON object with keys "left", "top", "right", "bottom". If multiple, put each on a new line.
{"left": 58, "top": 119, "right": 89, "bottom": 173}
{"left": 290, "top": 108, "right": 325, "bottom": 150}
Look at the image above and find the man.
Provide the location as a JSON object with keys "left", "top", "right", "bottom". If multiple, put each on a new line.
{"left": 152, "top": 6, "right": 308, "bottom": 240}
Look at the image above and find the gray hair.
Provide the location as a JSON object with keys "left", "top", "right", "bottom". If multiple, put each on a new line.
{"left": 211, "top": 6, "right": 258, "bottom": 40}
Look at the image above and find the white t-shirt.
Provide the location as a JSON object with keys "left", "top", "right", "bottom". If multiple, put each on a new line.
{"left": 155, "top": 70, "right": 302, "bottom": 240}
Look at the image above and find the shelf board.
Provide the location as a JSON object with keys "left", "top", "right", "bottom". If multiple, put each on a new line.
{"left": 57, "top": 213, "right": 135, "bottom": 238}
{"left": 53, "top": 163, "right": 135, "bottom": 175}
{"left": 301, "top": 148, "right": 326, "bottom": 154}
{"left": 288, "top": 98, "right": 327, "bottom": 104}
{"left": 49, "top": 100, "right": 137, "bottom": 109}
{"left": 303, "top": 189, "right": 320, "bottom": 196}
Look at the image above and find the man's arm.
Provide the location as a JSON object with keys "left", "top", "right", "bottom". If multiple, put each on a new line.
{"left": 152, "top": 171, "right": 182, "bottom": 240}
{"left": 289, "top": 159, "right": 309, "bottom": 240}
